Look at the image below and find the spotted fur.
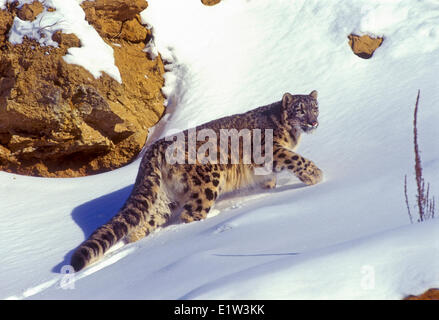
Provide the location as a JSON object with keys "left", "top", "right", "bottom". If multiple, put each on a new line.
{"left": 70, "top": 90, "right": 323, "bottom": 271}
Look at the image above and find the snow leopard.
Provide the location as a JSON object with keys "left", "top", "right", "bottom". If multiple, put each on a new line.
{"left": 70, "top": 90, "right": 323, "bottom": 271}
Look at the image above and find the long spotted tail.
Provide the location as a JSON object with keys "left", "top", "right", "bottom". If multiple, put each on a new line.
{"left": 70, "top": 208, "right": 133, "bottom": 271}
{"left": 70, "top": 142, "right": 170, "bottom": 272}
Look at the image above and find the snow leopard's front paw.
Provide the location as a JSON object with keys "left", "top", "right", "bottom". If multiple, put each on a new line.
{"left": 298, "top": 162, "right": 323, "bottom": 185}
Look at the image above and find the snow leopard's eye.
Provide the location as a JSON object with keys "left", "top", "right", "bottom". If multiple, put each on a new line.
{"left": 295, "top": 103, "right": 305, "bottom": 115}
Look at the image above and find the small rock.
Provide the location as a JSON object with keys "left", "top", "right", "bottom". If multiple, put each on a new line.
{"left": 52, "top": 31, "right": 81, "bottom": 48}
{"left": 201, "top": 0, "right": 221, "bottom": 6}
{"left": 405, "top": 288, "right": 439, "bottom": 300}
{"left": 17, "top": 1, "right": 44, "bottom": 22}
{"left": 121, "top": 18, "right": 148, "bottom": 43}
{"left": 348, "top": 34, "right": 383, "bottom": 59}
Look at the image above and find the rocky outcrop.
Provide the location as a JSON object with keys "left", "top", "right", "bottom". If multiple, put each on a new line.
{"left": 0, "top": 0, "right": 165, "bottom": 177}
{"left": 348, "top": 34, "right": 383, "bottom": 59}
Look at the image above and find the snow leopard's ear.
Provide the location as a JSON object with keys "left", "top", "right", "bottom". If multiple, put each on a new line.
{"left": 282, "top": 92, "right": 294, "bottom": 108}
{"left": 309, "top": 90, "right": 318, "bottom": 100}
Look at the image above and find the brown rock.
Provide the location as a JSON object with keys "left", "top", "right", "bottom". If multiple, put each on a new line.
{"left": 82, "top": 6, "right": 122, "bottom": 39}
{"left": 201, "top": 0, "right": 221, "bottom": 6}
{"left": 17, "top": 1, "right": 44, "bottom": 21}
{"left": 52, "top": 31, "right": 81, "bottom": 48}
{"left": 0, "top": 9, "right": 14, "bottom": 44}
{"left": 405, "top": 288, "right": 439, "bottom": 300}
{"left": 71, "top": 85, "right": 125, "bottom": 139}
{"left": 348, "top": 34, "right": 383, "bottom": 59}
{"left": 0, "top": 1, "right": 165, "bottom": 177}
{"left": 81, "top": 0, "right": 148, "bottom": 22}
{"left": 81, "top": 0, "right": 151, "bottom": 42}
{"left": 121, "top": 18, "right": 148, "bottom": 43}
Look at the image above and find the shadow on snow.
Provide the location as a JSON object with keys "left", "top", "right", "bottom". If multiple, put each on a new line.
{"left": 52, "top": 185, "right": 134, "bottom": 273}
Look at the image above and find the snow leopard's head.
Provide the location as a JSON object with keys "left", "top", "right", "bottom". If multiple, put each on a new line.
{"left": 282, "top": 90, "right": 319, "bottom": 133}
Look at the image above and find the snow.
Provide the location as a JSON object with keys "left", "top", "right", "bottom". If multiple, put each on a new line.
{"left": 183, "top": 220, "right": 439, "bottom": 300}
{"left": 1, "top": 0, "right": 439, "bottom": 299}
{"left": 6, "top": 0, "right": 122, "bottom": 82}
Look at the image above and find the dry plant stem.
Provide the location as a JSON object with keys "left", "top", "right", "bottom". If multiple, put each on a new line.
{"left": 425, "top": 184, "right": 436, "bottom": 220}
{"left": 407, "top": 90, "right": 437, "bottom": 222}
{"left": 413, "top": 90, "right": 425, "bottom": 222}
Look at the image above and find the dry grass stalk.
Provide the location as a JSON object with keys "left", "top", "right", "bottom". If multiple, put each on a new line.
{"left": 405, "top": 90, "right": 436, "bottom": 223}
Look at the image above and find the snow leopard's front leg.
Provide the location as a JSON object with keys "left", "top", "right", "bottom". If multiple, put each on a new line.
{"left": 273, "top": 145, "right": 323, "bottom": 185}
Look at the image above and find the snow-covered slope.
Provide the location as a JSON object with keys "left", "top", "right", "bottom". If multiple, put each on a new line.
{"left": 1, "top": 0, "right": 439, "bottom": 299}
